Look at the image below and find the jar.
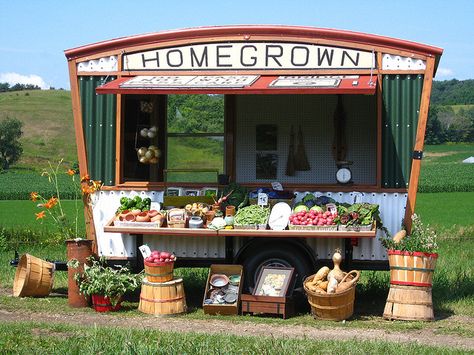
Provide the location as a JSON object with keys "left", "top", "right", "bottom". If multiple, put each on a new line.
{"left": 205, "top": 211, "right": 215, "bottom": 227}
{"left": 188, "top": 216, "right": 204, "bottom": 229}
{"left": 225, "top": 205, "right": 236, "bottom": 216}
{"left": 224, "top": 215, "right": 234, "bottom": 226}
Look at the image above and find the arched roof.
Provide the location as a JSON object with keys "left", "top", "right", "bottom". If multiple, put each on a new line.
{"left": 65, "top": 25, "right": 443, "bottom": 61}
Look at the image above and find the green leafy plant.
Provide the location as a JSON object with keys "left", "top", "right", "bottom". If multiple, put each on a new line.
{"left": 381, "top": 214, "right": 438, "bottom": 253}
{"left": 68, "top": 256, "right": 142, "bottom": 306}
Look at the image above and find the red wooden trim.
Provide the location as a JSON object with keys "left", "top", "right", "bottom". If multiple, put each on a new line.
{"left": 65, "top": 25, "right": 443, "bottom": 60}
{"left": 390, "top": 280, "right": 432, "bottom": 287}
{"left": 96, "top": 75, "right": 377, "bottom": 96}
{"left": 388, "top": 250, "right": 438, "bottom": 258}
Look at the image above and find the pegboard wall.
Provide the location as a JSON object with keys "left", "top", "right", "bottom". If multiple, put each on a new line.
{"left": 235, "top": 94, "right": 377, "bottom": 184}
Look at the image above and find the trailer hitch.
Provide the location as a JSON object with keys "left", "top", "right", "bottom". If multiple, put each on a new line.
{"left": 9, "top": 251, "right": 68, "bottom": 271}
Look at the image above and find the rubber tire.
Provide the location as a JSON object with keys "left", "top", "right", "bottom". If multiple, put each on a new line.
{"left": 240, "top": 243, "right": 314, "bottom": 294}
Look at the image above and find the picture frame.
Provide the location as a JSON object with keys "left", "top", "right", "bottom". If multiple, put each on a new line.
{"left": 166, "top": 187, "right": 183, "bottom": 196}
{"left": 201, "top": 187, "right": 218, "bottom": 198}
{"left": 184, "top": 189, "right": 200, "bottom": 197}
{"left": 253, "top": 266, "right": 295, "bottom": 297}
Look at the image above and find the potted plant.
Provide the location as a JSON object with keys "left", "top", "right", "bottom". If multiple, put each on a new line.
{"left": 29, "top": 159, "right": 103, "bottom": 307}
{"left": 381, "top": 214, "right": 438, "bottom": 287}
{"left": 68, "top": 256, "right": 142, "bottom": 312}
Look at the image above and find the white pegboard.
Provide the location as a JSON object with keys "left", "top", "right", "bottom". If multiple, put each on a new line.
{"left": 382, "top": 54, "right": 426, "bottom": 71}
{"left": 77, "top": 56, "right": 118, "bottom": 72}
{"left": 235, "top": 95, "right": 377, "bottom": 184}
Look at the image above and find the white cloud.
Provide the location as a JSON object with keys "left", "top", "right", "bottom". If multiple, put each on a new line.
{"left": 0, "top": 72, "right": 49, "bottom": 89}
{"left": 436, "top": 67, "right": 454, "bottom": 77}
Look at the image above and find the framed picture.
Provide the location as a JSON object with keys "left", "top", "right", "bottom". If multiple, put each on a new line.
{"left": 201, "top": 187, "right": 218, "bottom": 198}
{"left": 256, "top": 153, "right": 278, "bottom": 179}
{"left": 253, "top": 266, "right": 295, "bottom": 297}
{"left": 166, "top": 187, "right": 183, "bottom": 196}
{"left": 184, "top": 189, "right": 200, "bottom": 196}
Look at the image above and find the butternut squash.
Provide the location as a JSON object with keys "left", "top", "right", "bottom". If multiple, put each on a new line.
{"left": 327, "top": 249, "right": 345, "bottom": 282}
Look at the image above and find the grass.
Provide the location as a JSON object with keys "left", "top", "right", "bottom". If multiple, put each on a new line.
{"left": 419, "top": 143, "right": 474, "bottom": 192}
{"left": 0, "top": 90, "right": 77, "bottom": 168}
{"left": 1, "top": 322, "right": 465, "bottom": 355}
{"left": 0, "top": 200, "right": 85, "bottom": 233}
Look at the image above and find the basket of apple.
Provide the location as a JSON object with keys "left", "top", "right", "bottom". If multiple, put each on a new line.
{"left": 144, "top": 250, "right": 177, "bottom": 283}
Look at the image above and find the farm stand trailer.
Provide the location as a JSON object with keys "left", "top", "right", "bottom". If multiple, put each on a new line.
{"left": 65, "top": 25, "right": 442, "bottom": 289}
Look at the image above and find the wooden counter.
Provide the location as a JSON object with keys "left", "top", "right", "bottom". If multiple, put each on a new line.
{"left": 104, "top": 219, "right": 376, "bottom": 239}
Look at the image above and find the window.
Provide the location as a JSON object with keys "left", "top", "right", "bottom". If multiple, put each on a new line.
{"left": 166, "top": 94, "right": 224, "bottom": 183}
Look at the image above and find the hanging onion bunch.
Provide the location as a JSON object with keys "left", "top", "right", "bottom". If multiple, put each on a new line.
{"left": 137, "top": 145, "right": 161, "bottom": 164}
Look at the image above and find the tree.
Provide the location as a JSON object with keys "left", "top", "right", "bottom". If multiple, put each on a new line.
{"left": 425, "top": 106, "right": 446, "bottom": 144}
{"left": 0, "top": 117, "right": 23, "bottom": 170}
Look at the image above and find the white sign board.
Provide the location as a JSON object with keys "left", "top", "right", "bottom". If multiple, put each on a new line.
{"left": 120, "top": 75, "right": 259, "bottom": 88}
{"left": 123, "top": 42, "right": 375, "bottom": 71}
{"left": 269, "top": 76, "right": 342, "bottom": 88}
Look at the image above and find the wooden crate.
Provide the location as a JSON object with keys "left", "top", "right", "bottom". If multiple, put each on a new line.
{"left": 202, "top": 264, "right": 243, "bottom": 316}
{"left": 241, "top": 294, "right": 294, "bottom": 319}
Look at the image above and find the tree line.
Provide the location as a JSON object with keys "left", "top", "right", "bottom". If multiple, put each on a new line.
{"left": 426, "top": 79, "right": 474, "bottom": 144}
{"left": 0, "top": 82, "right": 42, "bottom": 92}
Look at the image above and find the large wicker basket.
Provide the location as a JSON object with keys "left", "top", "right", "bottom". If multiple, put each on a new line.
{"left": 303, "top": 270, "right": 359, "bottom": 321}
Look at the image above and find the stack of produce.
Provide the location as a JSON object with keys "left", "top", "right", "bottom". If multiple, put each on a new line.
{"left": 303, "top": 250, "right": 360, "bottom": 320}
{"left": 139, "top": 249, "right": 186, "bottom": 316}
{"left": 233, "top": 204, "right": 270, "bottom": 230}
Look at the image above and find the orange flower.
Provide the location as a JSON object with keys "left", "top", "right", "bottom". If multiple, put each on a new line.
{"left": 80, "top": 174, "right": 90, "bottom": 183}
{"left": 44, "top": 197, "right": 58, "bottom": 209}
{"left": 67, "top": 169, "right": 75, "bottom": 176}
{"left": 35, "top": 211, "right": 46, "bottom": 220}
{"left": 30, "top": 192, "right": 39, "bottom": 202}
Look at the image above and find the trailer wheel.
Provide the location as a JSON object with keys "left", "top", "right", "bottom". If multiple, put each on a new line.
{"left": 240, "top": 243, "right": 314, "bottom": 295}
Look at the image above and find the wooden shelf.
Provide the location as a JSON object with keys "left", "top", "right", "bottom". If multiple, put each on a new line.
{"left": 218, "top": 228, "right": 375, "bottom": 239}
{"left": 104, "top": 219, "right": 375, "bottom": 239}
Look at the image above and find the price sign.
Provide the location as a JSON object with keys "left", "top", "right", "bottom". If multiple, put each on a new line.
{"left": 258, "top": 193, "right": 269, "bottom": 206}
{"left": 138, "top": 245, "right": 151, "bottom": 259}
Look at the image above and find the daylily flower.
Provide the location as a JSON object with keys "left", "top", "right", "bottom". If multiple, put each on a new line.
{"left": 80, "top": 174, "right": 91, "bottom": 183}
{"left": 35, "top": 211, "right": 46, "bottom": 220}
{"left": 44, "top": 197, "right": 58, "bottom": 209}
{"left": 67, "top": 169, "right": 76, "bottom": 176}
{"left": 30, "top": 192, "right": 39, "bottom": 202}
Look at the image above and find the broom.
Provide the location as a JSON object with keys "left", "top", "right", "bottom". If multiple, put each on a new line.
{"left": 285, "top": 126, "right": 296, "bottom": 176}
{"left": 295, "top": 125, "right": 310, "bottom": 171}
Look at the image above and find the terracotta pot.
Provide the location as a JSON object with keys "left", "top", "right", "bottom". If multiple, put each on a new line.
{"left": 66, "top": 239, "right": 93, "bottom": 308}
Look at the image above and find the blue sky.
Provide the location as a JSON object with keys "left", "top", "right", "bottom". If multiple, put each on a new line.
{"left": 0, "top": 0, "right": 472, "bottom": 89}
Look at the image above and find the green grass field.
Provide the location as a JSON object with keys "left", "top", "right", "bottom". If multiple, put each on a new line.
{"left": 0, "top": 90, "right": 77, "bottom": 168}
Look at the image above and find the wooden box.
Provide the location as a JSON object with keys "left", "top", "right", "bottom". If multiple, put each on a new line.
{"left": 202, "top": 264, "right": 243, "bottom": 316}
{"left": 240, "top": 294, "right": 294, "bottom": 319}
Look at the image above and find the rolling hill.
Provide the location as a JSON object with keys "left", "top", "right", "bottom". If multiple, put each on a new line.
{"left": 0, "top": 90, "right": 76, "bottom": 169}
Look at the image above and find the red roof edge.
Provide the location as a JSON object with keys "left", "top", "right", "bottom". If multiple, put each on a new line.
{"left": 64, "top": 25, "right": 443, "bottom": 60}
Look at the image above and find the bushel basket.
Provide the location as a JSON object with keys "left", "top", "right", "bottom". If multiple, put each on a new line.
{"left": 144, "top": 261, "right": 174, "bottom": 283}
{"left": 388, "top": 250, "right": 438, "bottom": 287}
{"left": 13, "top": 254, "right": 54, "bottom": 297}
{"left": 304, "top": 270, "right": 359, "bottom": 321}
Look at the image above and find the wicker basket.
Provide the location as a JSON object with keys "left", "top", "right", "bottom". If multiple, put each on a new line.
{"left": 288, "top": 224, "right": 337, "bottom": 231}
{"left": 338, "top": 222, "right": 374, "bottom": 232}
{"left": 234, "top": 223, "right": 267, "bottom": 230}
{"left": 167, "top": 208, "right": 186, "bottom": 228}
{"left": 303, "top": 270, "right": 360, "bottom": 321}
{"left": 13, "top": 254, "right": 54, "bottom": 297}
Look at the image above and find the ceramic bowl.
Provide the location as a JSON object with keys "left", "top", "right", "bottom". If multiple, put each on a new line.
{"left": 229, "top": 275, "right": 241, "bottom": 286}
{"left": 210, "top": 274, "right": 229, "bottom": 288}
{"left": 123, "top": 213, "right": 136, "bottom": 222}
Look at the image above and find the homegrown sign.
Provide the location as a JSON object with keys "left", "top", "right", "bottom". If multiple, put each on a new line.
{"left": 123, "top": 42, "right": 375, "bottom": 71}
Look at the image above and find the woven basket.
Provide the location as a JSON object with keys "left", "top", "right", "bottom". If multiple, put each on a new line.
{"left": 288, "top": 224, "right": 337, "bottom": 231}
{"left": 167, "top": 208, "right": 186, "bottom": 228}
{"left": 13, "top": 254, "right": 54, "bottom": 297}
{"left": 303, "top": 270, "right": 360, "bottom": 321}
{"left": 388, "top": 250, "right": 438, "bottom": 287}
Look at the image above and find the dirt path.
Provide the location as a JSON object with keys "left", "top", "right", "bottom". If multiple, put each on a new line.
{"left": 1, "top": 305, "right": 473, "bottom": 351}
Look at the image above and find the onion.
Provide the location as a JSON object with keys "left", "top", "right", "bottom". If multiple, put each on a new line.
{"left": 137, "top": 147, "right": 147, "bottom": 156}
{"left": 145, "top": 150, "right": 155, "bottom": 159}
{"left": 140, "top": 128, "right": 148, "bottom": 137}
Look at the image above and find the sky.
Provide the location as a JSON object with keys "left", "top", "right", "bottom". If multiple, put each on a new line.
{"left": 0, "top": 0, "right": 472, "bottom": 89}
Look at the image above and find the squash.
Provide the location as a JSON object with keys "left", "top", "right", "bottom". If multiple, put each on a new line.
{"left": 310, "top": 266, "right": 330, "bottom": 285}
{"left": 327, "top": 249, "right": 345, "bottom": 282}
{"left": 392, "top": 229, "right": 407, "bottom": 244}
{"left": 326, "top": 276, "right": 338, "bottom": 294}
